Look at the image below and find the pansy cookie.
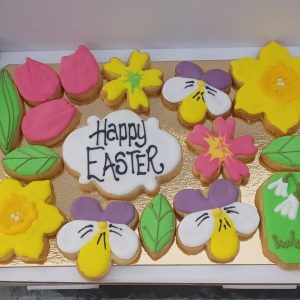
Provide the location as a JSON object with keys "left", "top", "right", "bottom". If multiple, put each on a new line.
{"left": 162, "top": 67, "right": 232, "bottom": 127}
{"left": 0, "top": 179, "right": 64, "bottom": 263}
{"left": 256, "top": 172, "right": 300, "bottom": 268}
{"left": 101, "top": 50, "right": 163, "bottom": 114}
{"left": 57, "top": 196, "right": 140, "bottom": 280}
{"left": 174, "top": 179, "right": 260, "bottom": 262}
{"left": 187, "top": 116, "right": 257, "bottom": 185}
{"left": 231, "top": 42, "right": 300, "bottom": 136}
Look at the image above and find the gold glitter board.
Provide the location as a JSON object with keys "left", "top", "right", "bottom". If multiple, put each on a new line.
{"left": 0, "top": 60, "right": 279, "bottom": 268}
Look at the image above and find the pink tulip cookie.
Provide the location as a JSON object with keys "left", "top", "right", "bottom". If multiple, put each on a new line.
{"left": 187, "top": 117, "right": 257, "bottom": 185}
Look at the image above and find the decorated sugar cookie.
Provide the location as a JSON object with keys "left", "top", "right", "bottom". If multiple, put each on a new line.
{"left": 256, "top": 172, "right": 300, "bottom": 268}
{"left": 139, "top": 194, "right": 175, "bottom": 260}
{"left": 175, "top": 61, "right": 232, "bottom": 93}
{"left": 174, "top": 179, "right": 260, "bottom": 262}
{"left": 0, "top": 68, "right": 23, "bottom": 154}
{"left": 14, "top": 58, "right": 63, "bottom": 106}
{"left": 57, "top": 197, "right": 140, "bottom": 280}
{"left": 231, "top": 42, "right": 300, "bottom": 136}
{"left": 2, "top": 145, "right": 62, "bottom": 181}
{"left": 0, "top": 179, "right": 64, "bottom": 262}
{"left": 162, "top": 75, "right": 232, "bottom": 127}
{"left": 21, "top": 98, "right": 81, "bottom": 147}
{"left": 261, "top": 136, "right": 300, "bottom": 171}
{"left": 101, "top": 50, "right": 163, "bottom": 114}
{"left": 62, "top": 110, "right": 182, "bottom": 200}
{"left": 60, "top": 45, "right": 102, "bottom": 104}
{"left": 187, "top": 116, "right": 257, "bottom": 185}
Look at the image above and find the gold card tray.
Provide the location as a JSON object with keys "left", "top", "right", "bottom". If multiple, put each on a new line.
{"left": 1, "top": 60, "right": 276, "bottom": 268}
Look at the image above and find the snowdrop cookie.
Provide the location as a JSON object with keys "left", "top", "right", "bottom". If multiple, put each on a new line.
{"left": 231, "top": 42, "right": 300, "bottom": 136}
{"left": 187, "top": 116, "right": 257, "bottom": 185}
{"left": 57, "top": 197, "right": 140, "bottom": 280}
{"left": 14, "top": 58, "right": 63, "bottom": 106}
{"left": 175, "top": 61, "right": 232, "bottom": 93}
{"left": 62, "top": 110, "right": 182, "bottom": 200}
{"left": 162, "top": 74, "right": 232, "bottom": 127}
{"left": 255, "top": 172, "right": 300, "bottom": 269}
{"left": 60, "top": 45, "right": 102, "bottom": 104}
{"left": 101, "top": 50, "right": 163, "bottom": 114}
{"left": 139, "top": 194, "right": 175, "bottom": 260}
{"left": 21, "top": 98, "right": 80, "bottom": 147}
{"left": 0, "top": 68, "right": 24, "bottom": 154}
{"left": 260, "top": 136, "right": 300, "bottom": 172}
{"left": 174, "top": 179, "right": 260, "bottom": 262}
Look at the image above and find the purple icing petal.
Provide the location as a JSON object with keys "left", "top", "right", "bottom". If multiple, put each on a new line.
{"left": 71, "top": 196, "right": 136, "bottom": 225}
{"left": 174, "top": 189, "right": 214, "bottom": 214}
{"left": 208, "top": 179, "right": 239, "bottom": 208}
{"left": 202, "top": 69, "right": 232, "bottom": 91}
{"left": 175, "top": 61, "right": 203, "bottom": 80}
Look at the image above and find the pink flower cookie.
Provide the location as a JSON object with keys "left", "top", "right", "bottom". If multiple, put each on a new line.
{"left": 187, "top": 117, "right": 257, "bottom": 185}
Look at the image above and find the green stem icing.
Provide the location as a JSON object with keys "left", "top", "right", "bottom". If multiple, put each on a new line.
{"left": 0, "top": 68, "right": 22, "bottom": 154}
{"left": 124, "top": 71, "right": 142, "bottom": 93}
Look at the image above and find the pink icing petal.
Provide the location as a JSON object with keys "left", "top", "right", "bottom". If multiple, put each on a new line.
{"left": 60, "top": 45, "right": 100, "bottom": 94}
{"left": 21, "top": 98, "right": 77, "bottom": 143}
{"left": 187, "top": 124, "right": 212, "bottom": 148}
{"left": 229, "top": 135, "right": 257, "bottom": 156}
{"left": 14, "top": 58, "right": 61, "bottom": 104}
{"left": 194, "top": 153, "right": 221, "bottom": 179}
{"left": 214, "top": 117, "right": 235, "bottom": 139}
{"left": 223, "top": 156, "right": 249, "bottom": 182}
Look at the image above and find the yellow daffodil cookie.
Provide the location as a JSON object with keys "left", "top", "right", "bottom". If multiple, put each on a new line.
{"left": 231, "top": 42, "right": 300, "bottom": 136}
{"left": 101, "top": 50, "right": 163, "bottom": 114}
{"left": 0, "top": 178, "right": 64, "bottom": 262}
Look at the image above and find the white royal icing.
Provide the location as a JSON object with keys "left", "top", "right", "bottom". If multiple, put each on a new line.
{"left": 274, "top": 194, "right": 299, "bottom": 220}
{"left": 62, "top": 110, "right": 182, "bottom": 197}
{"left": 268, "top": 178, "right": 289, "bottom": 197}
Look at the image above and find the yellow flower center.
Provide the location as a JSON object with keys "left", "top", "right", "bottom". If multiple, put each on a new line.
{"left": 204, "top": 136, "right": 232, "bottom": 161}
{"left": 0, "top": 195, "right": 38, "bottom": 235}
{"left": 260, "top": 62, "right": 300, "bottom": 102}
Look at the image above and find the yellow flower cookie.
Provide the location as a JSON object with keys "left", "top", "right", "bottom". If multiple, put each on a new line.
{"left": 231, "top": 42, "right": 300, "bottom": 136}
{"left": 0, "top": 179, "right": 64, "bottom": 262}
{"left": 101, "top": 50, "right": 163, "bottom": 113}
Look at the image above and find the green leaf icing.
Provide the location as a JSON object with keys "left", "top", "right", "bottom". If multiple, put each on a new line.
{"left": 3, "top": 145, "right": 59, "bottom": 177}
{"left": 262, "top": 136, "right": 300, "bottom": 167}
{"left": 262, "top": 172, "right": 300, "bottom": 264}
{"left": 140, "top": 194, "right": 175, "bottom": 254}
{"left": 0, "top": 68, "right": 22, "bottom": 154}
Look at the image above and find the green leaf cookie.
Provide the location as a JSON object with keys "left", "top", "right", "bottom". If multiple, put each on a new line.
{"left": 2, "top": 145, "right": 61, "bottom": 180}
{"left": 139, "top": 194, "right": 175, "bottom": 260}
{"left": 261, "top": 136, "right": 300, "bottom": 170}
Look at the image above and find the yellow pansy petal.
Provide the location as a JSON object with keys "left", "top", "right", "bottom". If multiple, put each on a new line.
{"left": 259, "top": 42, "right": 291, "bottom": 64}
{"left": 0, "top": 179, "right": 22, "bottom": 194}
{"left": 264, "top": 104, "right": 300, "bottom": 134}
{"left": 22, "top": 180, "right": 51, "bottom": 204}
{"left": 235, "top": 83, "right": 269, "bottom": 115}
{"left": 128, "top": 50, "right": 150, "bottom": 71}
{"left": 127, "top": 88, "right": 149, "bottom": 110}
{"left": 141, "top": 69, "right": 163, "bottom": 88}
{"left": 102, "top": 78, "right": 126, "bottom": 102}
{"left": 103, "top": 57, "right": 127, "bottom": 76}
{"left": 179, "top": 97, "right": 207, "bottom": 125}
{"left": 230, "top": 58, "right": 261, "bottom": 85}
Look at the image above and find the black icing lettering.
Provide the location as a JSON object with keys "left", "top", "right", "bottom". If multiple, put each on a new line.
{"left": 115, "top": 152, "right": 128, "bottom": 175}
{"left": 128, "top": 123, "right": 137, "bottom": 147}
{"left": 118, "top": 123, "right": 128, "bottom": 147}
{"left": 103, "top": 152, "right": 119, "bottom": 181}
{"left": 89, "top": 119, "right": 107, "bottom": 146}
{"left": 87, "top": 146, "right": 104, "bottom": 182}
{"left": 135, "top": 120, "right": 147, "bottom": 148}
{"left": 126, "top": 150, "right": 141, "bottom": 174}
{"left": 136, "top": 153, "right": 147, "bottom": 175}
{"left": 107, "top": 123, "right": 118, "bottom": 142}
{"left": 146, "top": 145, "right": 164, "bottom": 174}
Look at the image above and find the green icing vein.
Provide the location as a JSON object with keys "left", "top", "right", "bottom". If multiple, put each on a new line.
{"left": 0, "top": 68, "right": 22, "bottom": 154}
{"left": 140, "top": 194, "right": 175, "bottom": 254}
{"left": 3, "top": 145, "right": 59, "bottom": 176}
